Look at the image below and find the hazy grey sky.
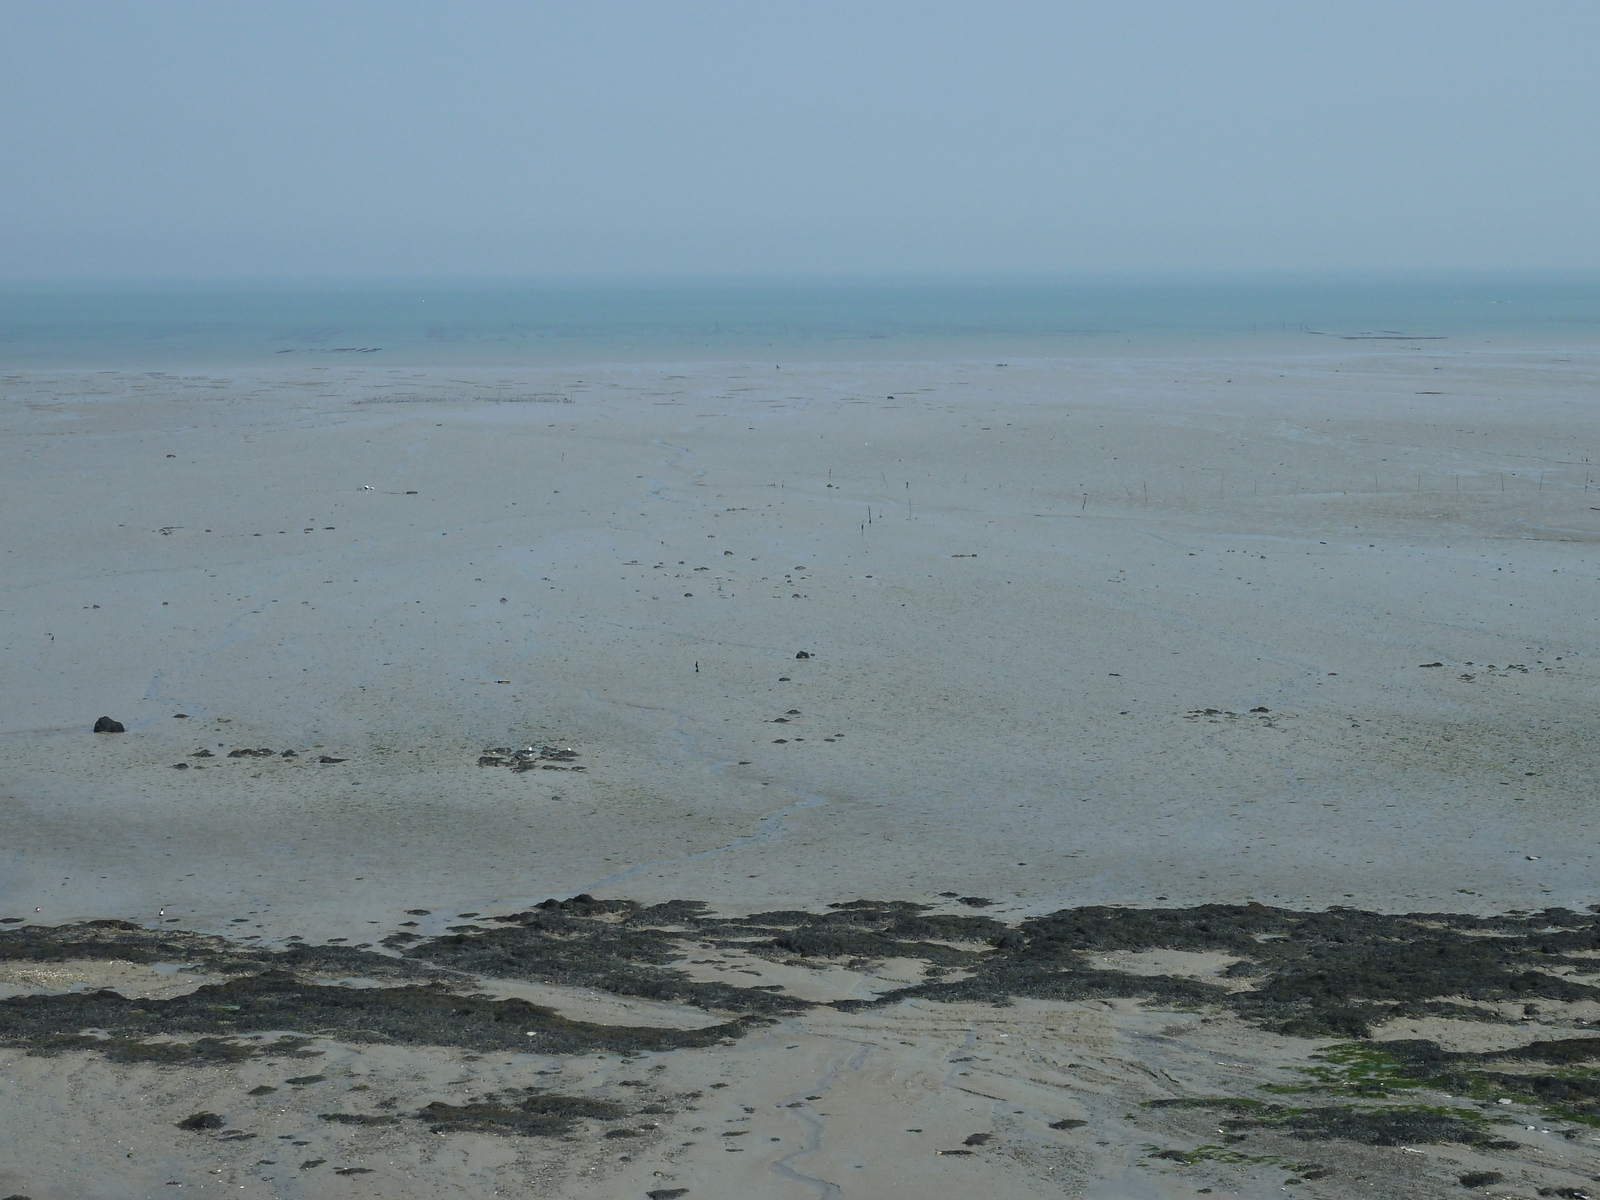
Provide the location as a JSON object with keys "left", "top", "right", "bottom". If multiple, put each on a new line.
{"left": 4, "top": 0, "right": 1597, "bottom": 280}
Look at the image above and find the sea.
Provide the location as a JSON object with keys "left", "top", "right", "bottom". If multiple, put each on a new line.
{"left": 2, "top": 274, "right": 1597, "bottom": 369}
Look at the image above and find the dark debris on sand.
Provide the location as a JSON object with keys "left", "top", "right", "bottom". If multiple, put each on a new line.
{"left": 0, "top": 918, "right": 747, "bottom": 1059}
{"left": 414, "top": 1090, "right": 628, "bottom": 1136}
{"left": 14, "top": 900, "right": 1600, "bottom": 1141}
{"left": 1149, "top": 1097, "right": 1511, "bottom": 1148}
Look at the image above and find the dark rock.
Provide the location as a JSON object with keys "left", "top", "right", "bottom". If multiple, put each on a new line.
{"left": 248, "top": 1085, "right": 277, "bottom": 1096}
{"left": 795, "top": 651, "right": 810, "bottom": 659}
{"left": 962, "top": 1132, "right": 991, "bottom": 1145}
{"left": 172, "top": 763, "right": 189, "bottom": 769}
{"left": 1048, "top": 1119, "right": 1086, "bottom": 1130}
{"left": 173, "top": 713, "right": 188, "bottom": 718}
{"left": 1251, "top": 706, "right": 1269, "bottom": 713}
{"left": 192, "top": 749, "right": 213, "bottom": 757}
{"left": 334, "top": 1168, "right": 375, "bottom": 1175}
{"left": 648, "top": 1190, "right": 690, "bottom": 1199}
{"left": 93, "top": 717, "right": 125, "bottom": 733}
{"left": 1460, "top": 1173, "right": 1503, "bottom": 1188}
{"left": 957, "top": 897, "right": 994, "bottom": 908}
{"left": 177, "top": 1111, "right": 225, "bottom": 1131}
{"left": 318, "top": 756, "right": 346, "bottom": 764}
{"left": 299, "top": 1159, "right": 326, "bottom": 1170}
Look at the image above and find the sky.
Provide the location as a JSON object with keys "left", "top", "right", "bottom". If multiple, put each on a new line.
{"left": 3, "top": 0, "right": 1598, "bottom": 281}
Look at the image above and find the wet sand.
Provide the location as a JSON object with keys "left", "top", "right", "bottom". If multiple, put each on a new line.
{"left": 5, "top": 347, "right": 1600, "bottom": 1197}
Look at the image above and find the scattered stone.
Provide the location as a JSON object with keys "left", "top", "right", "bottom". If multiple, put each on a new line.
{"left": 176, "top": 1112, "right": 224, "bottom": 1131}
{"left": 963, "top": 1132, "right": 992, "bottom": 1145}
{"left": 1460, "top": 1173, "right": 1503, "bottom": 1188}
{"left": 173, "top": 713, "right": 189, "bottom": 719}
{"left": 227, "top": 748, "right": 274, "bottom": 758}
{"left": 171, "top": 763, "right": 189, "bottom": 769}
{"left": 299, "top": 1159, "right": 326, "bottom": 1170}
{"left": 317, "top": 756, "right": 346, "bottom": 764}
{"left": 1048, "top": 1119, "right": 1086, "bottom": 1130}
{"left": 248, "top": 1085, "right": 277, "bottom": 1096}
{"left": 957, "top": 897, "right": 994, "bottom": 908}
{"left": 481, "top": 744, "right": 579, "bottom": 774}
{"left": 192, "top": 749, "right": 213, "bottom": 757}
{"left": 92, "top": 717, "right": 124, "bottom": 733}
{"left": 648, "top": 1190, "right": 690, "bottom": 1199}
{"left": 795, "top": 651, "right": 810, "bottom": 659}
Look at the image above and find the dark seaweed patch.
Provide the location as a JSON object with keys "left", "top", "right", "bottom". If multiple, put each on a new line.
{"left": 1300, "top": 1038, "right": 1600, "bottom": 1125}
{"left": 0, "top": 970, "right": 743, "bottom": 1058}
{"left": 0, "top": 919, "right": 440, "bottom": 983}
{"left": 1152, "top": 1099, "right": 1494, "bottom": 1146}
{"left": 15, "top": 900, "right": 1600, "bottom": 1071}
{"left": 319, "top": 1112, "right": 398, "bottom": 1126}
{"left": 414, "top": 1091, "right": 626, "bottom": 1137}
{"left": 842, "top": 903, "right": 1600, "bottom": 1036}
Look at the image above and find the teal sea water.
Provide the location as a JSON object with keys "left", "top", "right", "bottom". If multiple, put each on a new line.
{"left": 2, "top": 275, "right": 1597, "bottom": 368}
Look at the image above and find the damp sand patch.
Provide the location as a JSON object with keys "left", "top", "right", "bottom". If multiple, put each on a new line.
{"left": 0, "top": 958, "right": 223, "bottom": 1000}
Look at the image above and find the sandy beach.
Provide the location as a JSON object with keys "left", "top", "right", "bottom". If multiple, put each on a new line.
{"left": 6, "top": 346, "right": 1600, "bottom": 1198}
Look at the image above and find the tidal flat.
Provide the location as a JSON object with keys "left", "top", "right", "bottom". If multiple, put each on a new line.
{"left": 4, "top": 349, "right": 1600, "bottom": 1197}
